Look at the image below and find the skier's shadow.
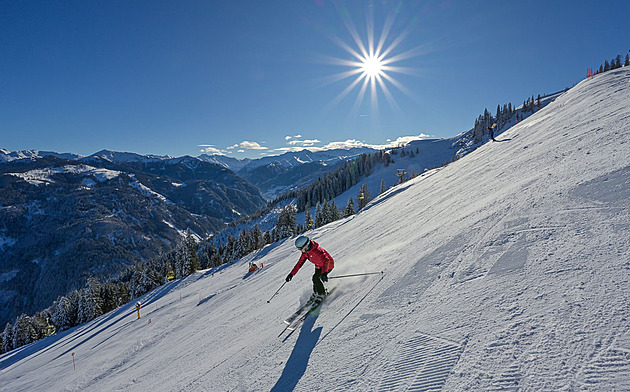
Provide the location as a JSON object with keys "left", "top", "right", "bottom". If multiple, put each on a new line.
{"left": 271, "top": 313, "right": 322, "bottom": 392}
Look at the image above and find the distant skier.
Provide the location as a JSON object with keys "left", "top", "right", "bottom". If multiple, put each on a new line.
{"left": 285, "top": 236, "right": 334, "bottom": 302}
{"left": 488, "top": 124, "right": 497, "bottom": 142}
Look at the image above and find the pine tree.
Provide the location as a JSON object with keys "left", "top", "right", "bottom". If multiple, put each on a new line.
{"left": 3, "top": 322, "right": 13, "bottom": 353}
{"left": 210, "top": 243, "right": 223, "bottom": 267}
{"left": 315, "top": 202, "right": 323, "bottom": 227}
{"left": 330, "top": 199, "right": 341, "bottom": 222}
{"left": 184, "top": 229, "right": 200, "bottom": 272}
{"left": 78, "top": 277, "right": 104, "bottom": 324}
{"left": 344, "top": 198, "right": 355, "bottom": 217}
{"left": 252, "top": 225, "right": 264, "bottom": 250}
{"left": 380, "top": 179, "right": 387, "bottom": 194}
{"left": 31, "top": 313, "right": 48, "bottom": 340}
{"left": 264, "top": 230, "right": 272, "bottom": 245}
{"left": 52, "top": 296, "right": 74, "bottom": 331}
{"left": 322, "top": 199, "right": 332, "bottom": 225}
{"left": 12, "top": 314, "right": 37, "bottom": 349}
{"left": 276, "top": 204, "right": 297, "bottom": 238}
{"left": 236, "top": 229, "right": 250, "bottom": 258}
{"left": 615, "top": 55, "right": 622, "bottom": 69}
{"left": 625, "top": 54, "right": 630, "bottom": 66}
{"left": 100, "top": 281, "right": 119, "bottom": 314}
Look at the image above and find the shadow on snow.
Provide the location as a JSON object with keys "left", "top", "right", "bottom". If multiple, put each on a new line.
{"left": 271, "top": 311, "right": 322, "bottom": 392}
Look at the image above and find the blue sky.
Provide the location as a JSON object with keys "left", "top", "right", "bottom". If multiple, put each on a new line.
{"left": 1, "top": 0, "right": 628, "bottom": 159}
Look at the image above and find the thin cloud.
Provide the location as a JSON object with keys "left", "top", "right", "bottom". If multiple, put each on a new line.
{"left": 198, "top": 145, "right": 227, "bottom": 155}
{"left": 321, "top": 134, "right": 431, "bottom": 151}
{"left": 227, "top": 141, "right": 268, "bottom": 150}
{"left": 240, "top": 141, "right": 267, "bottom": 150}
{"left": 216, "top": 134, "right": 430, "bottom": 157}
{"left": 288, "top": 139, "right": 321, "bottom": 146}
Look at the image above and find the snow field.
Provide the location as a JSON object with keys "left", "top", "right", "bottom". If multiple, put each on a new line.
{"left": 0, "top": 68, "right": 629, "bottom": 391}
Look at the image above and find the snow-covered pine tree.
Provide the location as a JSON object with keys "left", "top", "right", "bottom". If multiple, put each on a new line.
{"left": 276, "top": 204, "right": 297, "bottom": 238}
{"left": 12, "top": 314, "right": 38, "bottom": 349}
{"left": 202, "top": 242, "right": 222, "bottom": 268}
{"left": 222, "top": 234, "right": 236, "bottom": 264}
{"left": 2, "top": 322, "right": 13, "bottom": 353}
{"left": 78, "top": 277, "right": 104, "bottom": 324}
{"left": 236, "top": 229, "right": 250, "bottom": 259}
{"left": 184, "top": 229, "right": 200, "bottom": 272}
{"left": 130, "top": 265, "right": 151, "bottom": 298}
{"left": 52, "top": 295, "right": 74, "bottom": 331}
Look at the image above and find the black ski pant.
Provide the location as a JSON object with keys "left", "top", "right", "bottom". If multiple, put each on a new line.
{"left": 312, "top": 268, "right": 328, "bottom": 295}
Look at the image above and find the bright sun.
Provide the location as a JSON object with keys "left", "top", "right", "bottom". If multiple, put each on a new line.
{"left": 322, "top": 7, "right": 421, "bottom": 117}
{"left": 360, "top": 55, "right": 384, "bottom": 78}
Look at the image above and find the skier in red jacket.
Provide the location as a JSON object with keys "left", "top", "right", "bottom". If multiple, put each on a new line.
{"left": 285, "top": 236, "right": 334, "bottom": 302}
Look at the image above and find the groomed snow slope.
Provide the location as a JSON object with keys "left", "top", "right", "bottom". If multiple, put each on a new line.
{"left": 1, "top": 68, "right": 629, "bottom": 392}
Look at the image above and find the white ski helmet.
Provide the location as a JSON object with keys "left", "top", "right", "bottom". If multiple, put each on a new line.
{"left": 295, "top": 235, "right": 310, "bottom": 250}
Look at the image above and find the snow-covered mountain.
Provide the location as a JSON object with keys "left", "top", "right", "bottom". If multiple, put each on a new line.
{"left": 201, "top": 147, "right": 379, "bottom": 199}
{"left": 0, "top": 148, "right": 83, "bottom": 163}
{"left": 82, "top": 149, "right": 173, "bottom": 163}
{"left": 201, "top": 147, "right": 378, "bottom": 173}
{"left": 2, "top": 147, "right": 378, "bottom": 200}
{"left": 0, "top": 155, "right": 266, "bottom": 327}
{"left": 2, "top": 68, "right": 627, "bottom": 391}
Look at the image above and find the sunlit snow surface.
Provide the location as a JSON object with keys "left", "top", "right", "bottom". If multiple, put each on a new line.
{"left": 1, "top": 69, "right": 629, "bottom": 391}
{"left": 7, "top": 164, "right": 122, "bottom": 185}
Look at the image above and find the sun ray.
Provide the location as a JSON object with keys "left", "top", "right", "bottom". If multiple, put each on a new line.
{"left": 351, "top": 74, "right": 371, "bottom": 115}
{"left": 338, "top": 8, "right": 369, "bottom": 59}
{"left": 325, "top": 72, "right": 367, "bottom": 113}
{"left": 375, "top": 12, "right": 395, "bottom": 56}
{"left": 320, "top": 3, "right": 425, "bottom": 121}
{"left": 313, "top": 68, "right": 365, "bottom": 90}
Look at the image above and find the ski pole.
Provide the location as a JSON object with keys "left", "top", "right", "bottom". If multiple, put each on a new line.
{"left": 328, "top": 271, "right": 384, "bottom": 280}
{"left": 267, "top": 281, "right": 287, "bottom": 303}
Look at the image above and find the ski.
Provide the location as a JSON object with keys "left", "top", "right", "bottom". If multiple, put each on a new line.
{"left": 287, "top": 300, "right": 322, "bottom": 331}
{"left": 283, "top": 298, "right": 316, "bottom": 325}
{"left": 286, "top": 288, "right": 336, "bottom": 331}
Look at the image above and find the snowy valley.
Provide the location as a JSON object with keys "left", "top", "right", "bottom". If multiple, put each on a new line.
{"left": 1, "top": 67, "right": 629, "bottom": 391}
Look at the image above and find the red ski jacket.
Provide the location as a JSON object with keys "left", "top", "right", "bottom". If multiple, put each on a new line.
{"left": 291, "top": 240, "right": 334, "bottom": 276}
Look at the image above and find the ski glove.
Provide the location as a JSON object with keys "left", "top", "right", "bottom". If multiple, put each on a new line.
{"left": 321, "top": 272, "right": 329, "bottom": 282}
{"left": 286, "top": 273, "right": 293, "bottom": 282}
